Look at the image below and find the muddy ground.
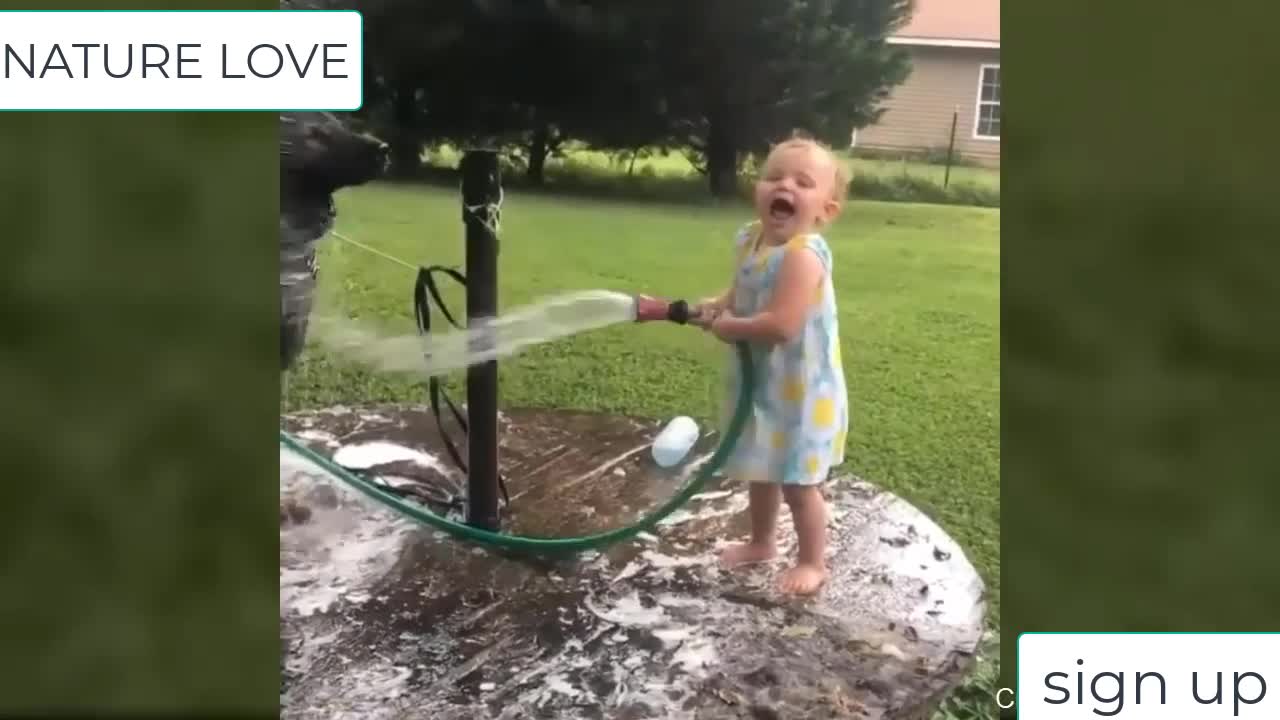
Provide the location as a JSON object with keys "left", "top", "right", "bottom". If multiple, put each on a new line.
{"left": 280, "top": 405, "right": 986, "bottom": 719}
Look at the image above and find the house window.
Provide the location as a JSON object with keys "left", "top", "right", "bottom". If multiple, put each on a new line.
{"left": 974, "top": 64, "right": 1000, "bottom": 139}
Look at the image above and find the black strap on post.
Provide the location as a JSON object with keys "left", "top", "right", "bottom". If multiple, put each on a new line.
{"left": 412, "top": 266, "right": 511, "bottom": 507}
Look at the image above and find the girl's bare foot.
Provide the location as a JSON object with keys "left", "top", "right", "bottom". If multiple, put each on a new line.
{"left": 778, "top": 563, "right": 828, "bottom": 595}
{"left": 780, "top": 485, "right": 829, "bottom": 595}
{"left": 719, "top": 541, "right": 777, "bottom": 568}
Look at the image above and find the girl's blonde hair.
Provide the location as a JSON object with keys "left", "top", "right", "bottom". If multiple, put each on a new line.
{"left": 768, "top": 133, "right": 850, "bottom": 205}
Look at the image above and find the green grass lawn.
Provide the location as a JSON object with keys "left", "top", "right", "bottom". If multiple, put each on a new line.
{"left": 284, "top": 182, "right": 1000, "bottom": 626}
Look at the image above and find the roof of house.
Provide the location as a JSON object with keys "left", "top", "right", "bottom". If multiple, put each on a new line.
{"left": 889, "top": 0, "right": 999, "bottom": 49}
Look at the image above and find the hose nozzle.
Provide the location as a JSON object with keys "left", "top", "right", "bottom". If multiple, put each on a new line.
{"left": 634, "top": 295, "right": 696, "bottom": 324}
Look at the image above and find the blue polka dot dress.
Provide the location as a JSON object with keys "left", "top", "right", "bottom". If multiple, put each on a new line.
{"left": 722, "top": 222, "right": 849, "bottom": 486}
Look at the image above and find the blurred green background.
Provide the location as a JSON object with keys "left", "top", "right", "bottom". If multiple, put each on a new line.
{"left": 1002, "top": 0, "right": 1280, "bottom": 701}
{"left": 0, "top": 0, "right": 279, "bottom": 713}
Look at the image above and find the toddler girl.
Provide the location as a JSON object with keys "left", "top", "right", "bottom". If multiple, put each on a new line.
{"left": 694, "top": 137, "right": 850, "bottom": 596}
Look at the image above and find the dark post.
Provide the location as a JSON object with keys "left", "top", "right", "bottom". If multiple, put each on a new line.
{"left": 944, "top": 106, "right": 958, "bottom": 189}
{"left": 460, "top": 151, "right": 501, "bottom": 531}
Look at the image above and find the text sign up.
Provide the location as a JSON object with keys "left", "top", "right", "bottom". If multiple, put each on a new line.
{"left": 1019, "top": 633, "right": 1279, "bottom": 718}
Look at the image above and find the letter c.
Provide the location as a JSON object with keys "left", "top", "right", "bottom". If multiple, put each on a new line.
{"left": 997, "top": 687, "right": 1015, "bottom": 709}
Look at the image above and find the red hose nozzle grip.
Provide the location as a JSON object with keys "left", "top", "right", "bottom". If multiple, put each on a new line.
{"left": 634, "top": 295, "right": 698, "bottom": 324}
{"left": 634, "top": 295, "right": 669, "bottom": 323}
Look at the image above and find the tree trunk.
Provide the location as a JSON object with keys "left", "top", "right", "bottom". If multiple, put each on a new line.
{"left": 526, "top": 124, "right": 549, "bottom": 185}
{"left": 706, "top": 111, "right": 737, "bottom": 198}
{"left": 389, "top": 86, "right": 420, "bottom": 178}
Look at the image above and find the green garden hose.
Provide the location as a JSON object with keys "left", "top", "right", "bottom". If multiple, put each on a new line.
{"left": 278, "top": 342, "right": 754, "bottom": 554}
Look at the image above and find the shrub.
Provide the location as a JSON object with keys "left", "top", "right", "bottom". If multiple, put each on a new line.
{"left": 848, "top": 174, "right": 999, "bottom": 208}
{"left": 412, "top": 147, "right": 998, "bottom": 209}
{"left": 849, "top": 145, "right": 978, "bottom": 168}
{"left": 947, "top": 181, "right": 1001, "bottom": 208}
{"left": 921, "top": 144, "right": 977, "bottom": 167}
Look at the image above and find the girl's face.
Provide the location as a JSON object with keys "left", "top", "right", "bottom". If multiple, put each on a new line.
{"left": 753, "top": 143, "right": 840, "bottom": 241}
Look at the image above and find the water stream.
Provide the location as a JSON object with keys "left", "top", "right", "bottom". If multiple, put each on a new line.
{"left": 308, "top": 289, "right": 639, "bottom": 376}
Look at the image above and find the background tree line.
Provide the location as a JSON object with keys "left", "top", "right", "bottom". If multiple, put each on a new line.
{"left": 354, "top": 0, "right": 916, "bottom": 197}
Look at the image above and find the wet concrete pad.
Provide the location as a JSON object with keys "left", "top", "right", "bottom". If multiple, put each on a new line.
{"left": 280, "top": 405, "right": 986, "bottom": 719}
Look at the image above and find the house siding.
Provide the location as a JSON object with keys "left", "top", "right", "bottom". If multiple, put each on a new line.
{"left": 856, "top": 45, "right": 1000, "bottom": 166}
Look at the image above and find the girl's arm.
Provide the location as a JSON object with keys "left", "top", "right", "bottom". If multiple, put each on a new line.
{"left": 703, "top": 287, "right": 733, "bottom": 311}
{"left": 712, "top": 246, "right": 824, "bottom": 345}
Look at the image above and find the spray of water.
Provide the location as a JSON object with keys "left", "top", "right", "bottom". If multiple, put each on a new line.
{"left": 308, "top": 289, "right": 638, "bottom": 376}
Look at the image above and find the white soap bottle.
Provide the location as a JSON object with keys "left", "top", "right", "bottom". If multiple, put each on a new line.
{"left": 651, "top": 416, "right": 700, "bottom": 468}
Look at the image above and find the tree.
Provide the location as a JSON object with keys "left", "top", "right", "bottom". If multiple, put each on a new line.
{"left": 359, "top": 0, "right": 637, "bottom": 182}
{"left": 635, "top": 0, "right": 915, "bottom": 196}
{"left": 562, "top": 3, "right": 682, "bottom": 167}
{"left": 358, "top": 0, "right": 476, "bottom": 176}
{"left": 357, "top": 0, "right": 915, "bottom": 195}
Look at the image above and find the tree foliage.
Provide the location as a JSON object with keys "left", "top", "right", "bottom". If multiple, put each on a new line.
{"left": 354, "top": 0, "right": 915, "bottom": 193}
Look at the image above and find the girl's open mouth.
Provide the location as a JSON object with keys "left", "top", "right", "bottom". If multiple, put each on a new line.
{"left": 769, "top": 197, "right": 795, "bottom": 220}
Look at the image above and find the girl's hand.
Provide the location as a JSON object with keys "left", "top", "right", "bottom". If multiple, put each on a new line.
{"left": 690, "top": 297, "right": 723, "bottom": 329}
{"left": 710, "top": 311, "right": 739, "bottom": 343}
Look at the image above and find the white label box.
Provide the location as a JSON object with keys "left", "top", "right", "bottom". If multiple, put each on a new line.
{"left": 0, "top": 10, "right": 362, "bottom": 110}
{"left": 1019, "top": 633, "right": 1280, "bottom": 718}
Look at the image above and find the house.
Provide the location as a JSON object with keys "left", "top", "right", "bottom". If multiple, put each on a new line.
{"left": 853, "top": 0, "right": 1000, "bottom": 166}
